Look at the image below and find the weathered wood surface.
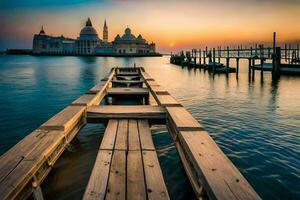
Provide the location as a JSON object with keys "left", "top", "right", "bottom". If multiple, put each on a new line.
{"left": 0, "top": 130, "right": 65, "bottom": 200}
{"left": 87, "top": 81, "right": 107, "bottom": 94}
{"left": 86, "top": 106, "right": 166, "bottom": 121}
{"left": 83, "top": 150, "right": 113, "bottom": 200}
{"left": 107, "top": 87, "right": 149, "bottom": 97}
{"left": 99, "top": 120, "right": 118, "bottom": 150}
{"left": 143, "top": 151, "right": 170, "bottom": 200}
{"left": 138, "top": 120, "right": 155, "bottom": 151}
{"left": 156, "top": 95, "right": 182, "bottom": 107}
{"left": 127, "top": 151, "right": 147, "bottom": 200}
{"left": 149, "top": 85, "right": 169, "bottom": 95}
{"left": 112, "top": 80, "right": 143, "bottom": 87}
{"left": 84, "top": 119, "right": 169, "bottom": 200}
{"left": 114, "top": 119, "right": 128, "bottom": 151}
{"left": 116, "top": 76, "right": 140, "bottom": 81}
{"left": 167, "top": 107, "right": 203, "bottom": 131}
{"left": 40, "top": 105, "right": 85, "bottom": 131}
{"left": 72, "top": 94, "right": 100, "bottom": 106}
{"left": 116, "top": 72, "right": 139, "bottom": 76}
{"left": 179, "top": 131, "right": 261, "bottom": 200}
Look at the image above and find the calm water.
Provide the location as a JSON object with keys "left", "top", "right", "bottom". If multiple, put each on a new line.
{"left": 0, "top": 55, "right": 299, "bottom": 200}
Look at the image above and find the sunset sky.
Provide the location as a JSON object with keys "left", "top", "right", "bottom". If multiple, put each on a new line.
{"left": 0, "top": 0, "right": 300, "bottom": 52}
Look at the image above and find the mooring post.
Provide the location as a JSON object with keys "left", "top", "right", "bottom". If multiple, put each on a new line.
{"left": 252, "top": 58, "right": 255, "bottom": 80}
{"left": 203, "top": 50, "right": 206, "bottom": 65}
{"left": 248, "top": 58, "right": 251, "bottom": 79}
{"left": 285, "top": 44, "right": 287, "bottom": 62}
{"left": 255, "top": 44, "right": 258, "bottom": 56}
{"left": 272, "top": 47, "right": 281, "bottom": 80}
{"left": 236, "top": 46, "right": 240, "bottom": 78}
{"left": 218, "top": 46, "right": 221, "bottom": 63}
{"left": 297, "top": 44, "right": 300, "bottom": 60}
{"left": 289, "top": 44, "right": 292, "bottom": 64}
{"left": 260, "top": 44, "right": 264, "bottom": 78}
{"left": 199, "top": 49, "right": 202, "bottom": 66}
{"left": 226, "top": 46, "right": 229, "bottom": 75}
{"left": 213, "top": 48, "right": 216, "bottom": 74}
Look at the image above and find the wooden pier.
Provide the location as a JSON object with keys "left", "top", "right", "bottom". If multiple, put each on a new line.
{"left": 0, "top": 67, "right": 261, "bottom": 200}
{"left": 170, "top": 33, "right": 300, "bottom": 79}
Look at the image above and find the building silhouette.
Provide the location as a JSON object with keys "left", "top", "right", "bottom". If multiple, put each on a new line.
{"left": 32, "top": 18, "right": 157, "bottom": 56}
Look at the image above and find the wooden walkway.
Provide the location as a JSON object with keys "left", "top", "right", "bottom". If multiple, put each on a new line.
{"left": 0, "top": 67, "right": 261, "bottom": 200}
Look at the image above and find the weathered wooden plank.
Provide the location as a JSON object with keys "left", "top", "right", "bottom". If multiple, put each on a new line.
{"left": 100, "top": 120, "right": 119, "bottom": 150}
{"left": 72, "top": 94, "right": 100, "bottom": 106}
{"left": 127, "top": 151, "right": 147, "bottom": 200}
{"left": 116, "top": 76, "right": 140, "bottom": 81}
{"left": 142, "top": 151, "right": 169, "bottom": 200}
{"left": 40, "top": 105, "right": 85, "bottom": 131}
{"left": 156, "top": 95, "right": 182, "bottom": 107}
{"left": 86, "top": 106, "right": 166, "bottom": 122}
{"left": 0, "top": 130, "right": 65, "bottom": 200}
{"left": 107, "top": 88, "right": 149, "bottom": 97}
{"left": 114, "top": 120, "right": 128, "bottom": 151}
{"left": 179, "top": 131, "right": 261, "bottom": 200}
{"left": 112, "top": 80, "right": 143, "bottom": 88}
{"left": 137, "top": 120, "right": 155, "bottom": 151}
{"left": 116, "top": 72, "right": 139, "bottom": 76}
{"left": 149, "top": 85, "right": 169, "bottom": 95}
{"left": 0, "top": 129, "right": 48, "bottom": 183}
{"left": 87, "top": 81, "right": 107, "bottom": 94}
{"left": 128, "top": 120, "right": 140, "bottom": 151}
{"left": 106, "top": 150, "right": 126, "bottom": 200}
{"left": 83, "top": 150, "right": 113, "bottom": 200}
{"left": 167, "top": 107, "right": 203, "bottom": 131}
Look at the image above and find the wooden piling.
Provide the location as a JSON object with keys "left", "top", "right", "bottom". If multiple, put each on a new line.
{"left": 248, "top": 58, "right": 251, "bottom": 79}
{"left": 213, "top": 48, "right": 216, "bottom": 74}
{"left": 272, "top": 47, "right": 281, "bottom": 80}
{"left": 199, "top": 49, "right": 202, "bottom": 66}
{"left": 252, "top": 58, "right": 255, "bottom": 80}
{"left": 260, "top": 44, "right": 264, "bottom": 77}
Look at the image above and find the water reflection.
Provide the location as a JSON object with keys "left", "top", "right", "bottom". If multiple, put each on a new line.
{"left": 0, "top": 55, "right": 299, "bottom": 199}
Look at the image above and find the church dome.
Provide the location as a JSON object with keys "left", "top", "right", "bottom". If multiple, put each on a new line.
{"left": 125, "top": 27, "right": 131, "bottom": 35}
{"left": 79, "top": 18, "right": 99, "bottom": 39}
{"left": 80, "top": 26, "right": 98, "bottom": 36}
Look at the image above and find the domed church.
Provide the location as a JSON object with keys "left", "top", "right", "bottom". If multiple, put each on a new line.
{"left": 32, "top": 17, "right": 158, "bottom": 56}
{"left": 76, "top": 18, "right": 101, "bottom": 55}
{"left": 111, "top": 27, "right": 155, "bottom": 54}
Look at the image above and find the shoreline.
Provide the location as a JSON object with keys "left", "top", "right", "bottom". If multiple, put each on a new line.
{"left": 5, "top": 49, "right": 162, "bottom": 57}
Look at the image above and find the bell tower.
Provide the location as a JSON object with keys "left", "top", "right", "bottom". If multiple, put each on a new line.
{"left": 103, "top": 19, "right": 108, "bottom": 42}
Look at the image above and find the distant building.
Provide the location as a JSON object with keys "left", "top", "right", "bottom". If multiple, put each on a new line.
{"left": 32, "top": 18, "right": 158, "bottom": 56}
{"left": 112, "top": 27, "right": 155, "bottom": 54}
{"left": 32, "top": 26, "right": 75, "bottom": 54}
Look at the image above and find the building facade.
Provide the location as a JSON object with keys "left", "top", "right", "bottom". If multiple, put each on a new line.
{"left": 32, "top": 18, "right": 157, "bottom": 56}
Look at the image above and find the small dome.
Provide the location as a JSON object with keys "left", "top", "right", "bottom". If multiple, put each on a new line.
{"left": 125, "top": 27, "right": 131, "bottom": 35}
{"left": 80, "top": 26, "right": 98, "bottom": 36}
{"left": 80, "top": 18, "right": 98, "bottom": 37}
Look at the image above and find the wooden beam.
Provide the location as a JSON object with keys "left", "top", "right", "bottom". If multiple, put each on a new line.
{"left": 142, "top": 151, "right": 170, "bottom": 200}
{"left": 99, "top": 120, "right": 119, "bottom": 150}
{"left": 127, "top": 151, "right": 147, "bottom": 200}
{"left": 155, "top": 95, "right": 182, "bottom": 107}
{"left": 40, "top": 105, "right": 85, "bottom": 131}
{"left": 86, "top": 106, "right": 166, "bottom": 122}
{"left": 178, "top": 131, "right": 261, "bottom": 200}
{"left": 83, "top": 150, "right": 113, "bottom": 200}
{"left": 166, "top": 107, "right": 203, "bottom": 131}
{"left": 107, "top": 88, "right": 149, "bottom": 97}
{"left": 106, "top": 150, "right": 126, "bottom": 200}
